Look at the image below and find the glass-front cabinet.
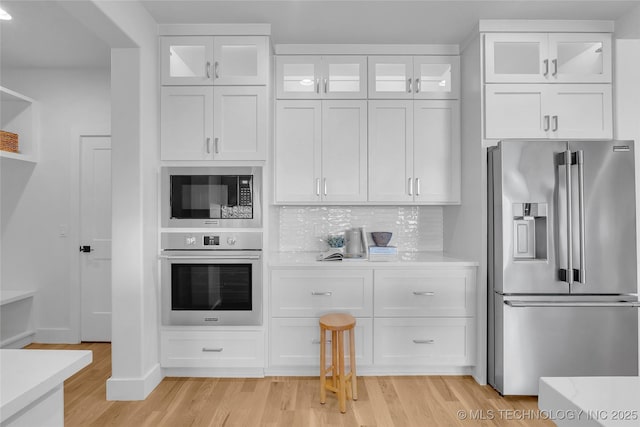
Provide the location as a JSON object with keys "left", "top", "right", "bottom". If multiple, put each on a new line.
{"left": 161, "top": 36, "right": 268, "bottom": 85}
{"left": 368, "top": 56, "right": 459, "bottom": 99}
{"left": 276, "top": 55, "right": 367, "bottom": 99}
{"left": 484, "top": 33, "right": 611, "bottom": 83}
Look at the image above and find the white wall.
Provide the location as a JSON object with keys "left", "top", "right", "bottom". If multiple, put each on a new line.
{"left": 0, "top": 68, "right": 110, "bottom": 343}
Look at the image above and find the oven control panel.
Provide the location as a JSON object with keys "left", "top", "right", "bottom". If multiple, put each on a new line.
{"left": 161, "top": 232, "right": 262, "bottom": 251}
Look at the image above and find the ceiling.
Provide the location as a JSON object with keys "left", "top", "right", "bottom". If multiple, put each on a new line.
{"left": 1, "top": 0, "right": 639, "bottom": 69}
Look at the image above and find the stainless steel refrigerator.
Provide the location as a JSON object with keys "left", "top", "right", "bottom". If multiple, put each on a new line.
{"left": 488, "top": 140, "right": 640, "bottom": 396}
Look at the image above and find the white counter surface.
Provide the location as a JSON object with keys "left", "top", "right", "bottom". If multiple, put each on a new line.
{"left": 269, "top": 251, "right": 479, "bottom": 267}
{"left": 539, "top": 377, "right": 640, "bottom": 427}
{"left": 0, "top": 349, "right": 92, "bottom": 423}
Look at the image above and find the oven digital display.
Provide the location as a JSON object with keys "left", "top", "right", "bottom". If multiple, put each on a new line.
{"left": 203, "top": 236, "right": 219, "bottom": 246}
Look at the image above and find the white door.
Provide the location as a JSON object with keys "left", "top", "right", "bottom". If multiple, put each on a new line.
{"left": 484, "top": 33, "right": 549, "bottom": 83}
{"left": 160, "top": 36, "right": 214, "bottom": 86}
{"left": 484, "top": 84, "right": 549, "bottom": 140}
{"left": 213, "top": 86, "right": 267, "bottom": 161}
{"left": 321, "top": 56, "right": 368, "bottom": 99}
{"left": 413, "top": 56, "right": 460, "bottom": 100}
{"left": 80, "top": 136, "right": 111, "bottom": 342}
{"left": 548, "top": 33, "right": 612, "bottom": 83}
{"left": 275, "top": 56, "right": 323, "bottom": 99}
{"left": 275, "top": 100, "right": 322, "bottom": 203}
{"left": 321, "top": 100, "right": 368, "bottom": 202}
{"left": 413, "top": 100, "right": 461, "bottom": 204}
{"left": 368, "top": 56, "right": 414, "bottom": 99}
{"left": 212, "top": 36, "right": 268, "bottom": 85}
{"left": 550, "top": 84, "right": 612, "bottom": 139}
{"left": 160, "top": 86, "right": 214, "bottom": 160}
{"left": 368, "top": 100, "right": 413, "bottom": 202}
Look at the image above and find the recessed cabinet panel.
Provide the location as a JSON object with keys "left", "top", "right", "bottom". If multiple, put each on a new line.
{"left": 275, "top": 101, "right": 322, "bottom": 202}
{"left": 484, "top": 85, "right": 548, "bottom": 139}
{"left": 161, "top": 36, "right": 214, "bottom": 85}
{"left": 484, "top": 34, "right": 548, "bottom": 83}
{"left": 213, "top": 36, "right": 268, "bottom": 85}
{"left": 213, "top": 86, "right": 267, "bottom": 160}
{"left": 161, "top": 86, "right": 214, "bottom": 160}
{"left": 551, "top": 84, "right": 612, "bottom": 139}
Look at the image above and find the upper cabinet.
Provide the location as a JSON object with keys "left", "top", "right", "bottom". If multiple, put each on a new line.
{"left": 161, "top": 36, "right": 269, "bottom": 86}
{"left": 368, "top": 56, "right": 460, "bottom": 100}
{"left": 276, "top": 56, "right": 367, "bottom": 99}
{"left": 484, "top": 33, "right": 612, "bottom": 83}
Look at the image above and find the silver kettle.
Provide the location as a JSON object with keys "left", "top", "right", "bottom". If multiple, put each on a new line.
{"left": 344, "top": 227, "right": 367, "bottom": 258}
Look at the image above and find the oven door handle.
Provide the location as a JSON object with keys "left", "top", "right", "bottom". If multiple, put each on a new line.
{"left": 159, "top": 255, "right": 261, "bottom": 260}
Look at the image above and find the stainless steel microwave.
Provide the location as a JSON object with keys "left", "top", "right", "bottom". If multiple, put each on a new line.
{"left": 161, "top": 167, "right": 262, "bottom": 228}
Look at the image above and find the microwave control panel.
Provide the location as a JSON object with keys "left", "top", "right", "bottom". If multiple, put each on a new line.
{"left": 239, "top": 177, "right": 252, "bottom": 206}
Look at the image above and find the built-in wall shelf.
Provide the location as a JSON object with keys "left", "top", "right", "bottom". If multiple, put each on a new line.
{"left": 0, "top": 290, "right": 36, "bottom": 348}
{"left": 0, "top": 86, "right": 39, "bottom": 164}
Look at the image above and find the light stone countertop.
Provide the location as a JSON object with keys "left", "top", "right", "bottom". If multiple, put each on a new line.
{"left": 268, "top": 251, "right": 479, "bottom": 267}
{"left": 539, "top": 376, "right": 640, "bottom": 427}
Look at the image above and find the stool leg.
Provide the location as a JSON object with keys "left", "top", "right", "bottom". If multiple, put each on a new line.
{"left": 338, "top": 330, "right": 347, "bottom": 413}
{"left": 349, "top": 327, "right": 358, "bottom": 401}
{"left": 331, "top": 330, "right": 338, "bottom": 389}
{"left": 320, "top": 326, "right": 326, "bottom": 404}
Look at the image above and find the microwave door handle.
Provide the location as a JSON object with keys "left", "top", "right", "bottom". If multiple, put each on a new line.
{"left": 576, "top": 150, "right": 586, "bottom": 284}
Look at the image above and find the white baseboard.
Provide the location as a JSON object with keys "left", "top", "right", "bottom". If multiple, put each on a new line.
{"left": 106, "top": 363, "right": 162, "bottom": 401}
{"left": 1, "top": 330, "right": 35, "bottom": 348}
{"left": 162, "top": 367, "right": 265, "bottom": 378}
{"left": 265, "top": 365, "right": 473, "bottom": 377}
{"left": 35, "top": 328, "right": 79, "bottom": 344}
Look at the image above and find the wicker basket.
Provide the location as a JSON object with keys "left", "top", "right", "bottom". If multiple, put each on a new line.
{"left": 0, "top": 130, "right": 19, "bottom": 153}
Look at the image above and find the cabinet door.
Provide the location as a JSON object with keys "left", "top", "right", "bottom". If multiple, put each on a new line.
{"left": 161, "top": 36, "right": 214, "bottom": 86}
{"left": 161, "top": 86, "right": 213, "bottom": 160}
{"left": 413, "top": 56, "right": 460, "bottom": 100}
{"left": 368, "top": 101, "right": 413, "bottom": 202}
{"left": 368, "top": 56, "right": 414, "bottom": 99}
{"left": 550, "top": 84, "right": 612, "bottom": 139}
{"left": 321, "top": 56, "right": 368, "bottom": 99}
{"left": 484, "top": 84, "right": 549, "bottom": 140}
{"left": 275, "top": 101, "right": 322, "bottom": 202}
{"left": 548, "top": 33, "right": 612, "bottom": 83}
{"left": 484, "top": 33, "right": 549, "bottom": 83}
{"left": 413, "top": 101, "right": 460, "bottom": 203}
{"left": 321, "top": 101, "right": 368, "bottom": 202}
{"left": 212, "top": 36, "right": 268, "bottom": 85}
{"left": 276, "top": 56, "right": 322, "bottom": 99}
{"left": 212, "top": 86, "right": 267, "bottom": 161}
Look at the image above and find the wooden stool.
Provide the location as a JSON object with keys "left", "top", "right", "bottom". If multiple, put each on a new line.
{"left": 319, "top": 313, "right": 357, "bottom": 413}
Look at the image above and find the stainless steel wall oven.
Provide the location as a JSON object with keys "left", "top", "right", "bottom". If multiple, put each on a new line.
{"left": 160, "top": 232, "right": 262, "bottom": 326}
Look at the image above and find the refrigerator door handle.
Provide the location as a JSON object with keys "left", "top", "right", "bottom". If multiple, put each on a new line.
{"left": 505, "top": 300, "right": 640, "bottom": 308}
{"left": 557, "top": 150, "right": 574, "bottom": 285}
{"left": 575, "top": 150, "right": 586, "bottom": 284}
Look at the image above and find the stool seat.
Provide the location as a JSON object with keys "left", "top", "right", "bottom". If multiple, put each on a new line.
{"left": 319, "top": 312, "right": 357, "bottom": 413}
{"left": 319, "top": 313, "right": 356, "bottom": 331}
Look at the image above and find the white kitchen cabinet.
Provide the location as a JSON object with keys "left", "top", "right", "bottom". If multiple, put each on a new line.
{"left": 368, "top": 56, "right": 459, "bottom": 99}
{"left": 270, "top": 317, "right": 373, "bottom": 367}
{"left": 276, "top": 55, "right": 367, "bottom": 99}
{"left": 275, "top": 100, "right": 367, "bottom": 203}
{"left": 161, "top": 330, "right": 264, "bottom": 368}
{"left": 161, "top": 86, "right": 267, "bottom": 161}
{"left": 373, "top": 317, "right": 474, "bottom": 366}
{"left": 368, "top": 100, "right": 460, "bottom": 204}
{"left": 374, "top": 269, "right": 476, "bottom": 318}
{"left": 161, "top": 36, "right": 268, "bottom": 86}
{"left": 484, "top": 33, "right": 611, "bottom": 83}
{"left": 485, "top": 84, "right": 612, "bottom": 140}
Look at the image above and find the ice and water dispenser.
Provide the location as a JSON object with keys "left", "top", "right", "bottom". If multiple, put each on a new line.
{"left": 512, "top": 203, "right": 548, "bottom": 260}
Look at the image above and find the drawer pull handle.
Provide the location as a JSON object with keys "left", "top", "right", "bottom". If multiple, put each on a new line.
{"left": 202, "top": 347, "right": 223, "bottom": 352}
{"left": 311, "top": 291, "right": 332, "bottom": 296}
{"left": 413, "top": 291, "right": 435, "bottom": 296}
{"left": 413, "top": 339, "right": 435, "bottom": 344}
{"left": 312, "top": 339, "right": 332, "bottom": 344}
{"left": 204, "top": 317, "right": 219, "bottom": 322}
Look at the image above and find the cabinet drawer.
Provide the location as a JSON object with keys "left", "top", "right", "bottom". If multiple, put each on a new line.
{"left": 161, "top": 330, "right": 264, "bottom": 368}
{"left": 271, "top": 269, "right": 373, "bottom": 317}
{"left": 374, "top": 318, "right": 474, "bottom": 366}
{"left": 374, "top": 268, "right": 475, "bottom": 317}
{"left": 270, "top": 317, "right": 372, "bottom": 366}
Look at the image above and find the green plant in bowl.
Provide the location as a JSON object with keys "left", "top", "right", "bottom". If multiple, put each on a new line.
{"left": 326, "top": 234, "right": 345, "bottom": 248}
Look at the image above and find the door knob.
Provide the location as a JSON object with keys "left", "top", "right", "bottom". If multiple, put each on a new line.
{"left": 79, "top": 245, "right": 92, "bottom": 253}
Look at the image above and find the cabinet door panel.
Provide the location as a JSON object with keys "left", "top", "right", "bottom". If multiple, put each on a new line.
{"left": 161, "top": 36, "right": 214, "bottom": 86}
{"left": 413, "top": 101, "right": 460, "bottom": 203}
{"left": 275, "top": 101, "right": 322, "bottom": 202}
{"left": 161, "top": 86, "right": 213, "bottom": 160}
{"left": 484, "top": 34, "right": 549, "bottom": 83}
{"left": 551, "top": 84, "right": 612, "bottom": 139}
{"left": 368, "top": 101, "right": 413, "bottom": 202}
{"left": 276, "top": 56, "right": 322, "bottom": 99}
{"left": 368, "top": 56, "right": 414, "bottom": 99}
{"left": 549, "top": 33, "right": 612, "bottom": 83}
{"left": 322, "top": 56, "right": 368, "bottom": 99}
{"left": 484, "top": 84, "right": 549, "bottom": 139}
{"left": 213, "top": 86, "right": 266, "bottom": 160}
{"left": 213, "top": 36, "right": 268, "bottom": 85}
{"left": 322, "top": 101, "right": 368, "bottom": 202}
{"left": 413, "top": 56, "right": 460, "bottom": 99}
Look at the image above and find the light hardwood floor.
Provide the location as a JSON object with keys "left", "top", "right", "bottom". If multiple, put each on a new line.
{"left": 26, "top": 342, "right": 553, "bottom": 427}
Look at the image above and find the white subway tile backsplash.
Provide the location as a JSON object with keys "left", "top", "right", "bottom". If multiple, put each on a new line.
{"left": 278, "top": 206, "right": 443, "bottom": 252}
